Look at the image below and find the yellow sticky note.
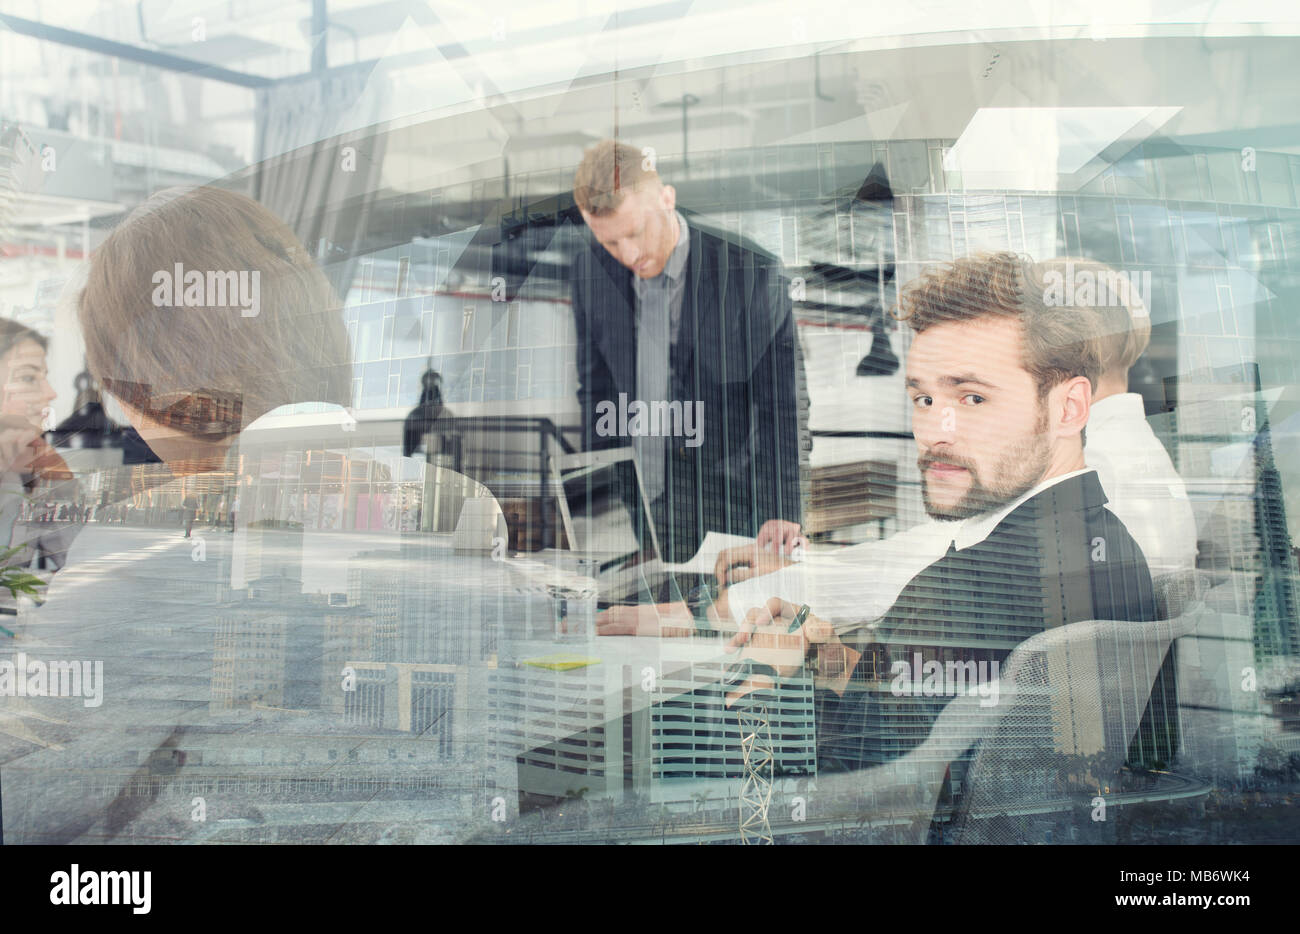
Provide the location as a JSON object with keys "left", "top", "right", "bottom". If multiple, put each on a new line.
{"left": 521, "top": 654, "right": 601, "bottom": 672}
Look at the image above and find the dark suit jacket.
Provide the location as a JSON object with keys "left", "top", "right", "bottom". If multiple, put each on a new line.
{"left": 570, "top": 213, "right": 804, "bottom": 563}
{"left": 817, "top": 470, "right": 1173, "bottom": 772}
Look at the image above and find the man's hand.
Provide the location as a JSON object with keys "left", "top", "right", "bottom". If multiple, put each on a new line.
{"left": 728, "top": 597, "right": 834, "bottom": 658}
{"left": 755, "top": 519, "right": 808, "bottom": 557}
{"left": 721, "top": 597, "right": 830, "bottom": 705}
{"left": 596, "top": 601, "right": 696, "bottom": 638}
{"left": 713, "top": 543, "right": 794, "bottom": 588}
{"left": 0, "top": 415, "right": 44, "bottom": 475}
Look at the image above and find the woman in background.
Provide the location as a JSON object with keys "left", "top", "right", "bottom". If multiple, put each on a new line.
{"left": 0, "top": 319, "right": 75, "bottom": 593}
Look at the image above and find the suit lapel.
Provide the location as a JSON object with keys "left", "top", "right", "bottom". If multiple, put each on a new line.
{"left": 671, "top": 225, "right": 709, "bottom": 395}
{"left": 584, "top": 235, "right": 638, "bottom": 397}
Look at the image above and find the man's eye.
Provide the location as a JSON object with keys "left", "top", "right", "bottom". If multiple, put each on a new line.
{"left": 912, "top": 395, "right": 933, "bottom": 408}
{"left": 961, "top": 393, "right": 986, "bottom": 405}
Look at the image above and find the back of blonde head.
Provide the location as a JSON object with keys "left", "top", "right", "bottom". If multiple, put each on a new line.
{"left": 78, "top": 186, "right": 352, "bottom": 439}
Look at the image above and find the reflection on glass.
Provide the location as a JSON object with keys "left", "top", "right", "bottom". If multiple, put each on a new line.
{"left": 0, "top": 7, "right": 1296, "bottom": 846}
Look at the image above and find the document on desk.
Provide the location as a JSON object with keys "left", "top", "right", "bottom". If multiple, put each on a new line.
{"left": 662, "top": 531, "right": 756, "bottom": 575}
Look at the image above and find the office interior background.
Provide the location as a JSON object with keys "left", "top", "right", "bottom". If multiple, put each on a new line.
{"left": 0, "top": 0, "right": 1298, "bottom": 844}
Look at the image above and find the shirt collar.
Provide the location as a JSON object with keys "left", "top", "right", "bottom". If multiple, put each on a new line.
{"left": 1088, "top": 392, "right": 1144, "bottom": 428}
{"left": 241, "top": 402, "right": 351, "bottom": 434}
{"left": 664, "top": 211, "right": 689, "bottom": 280}
{"left": 950, "top": 467, "right": 1097, "bottom": 551}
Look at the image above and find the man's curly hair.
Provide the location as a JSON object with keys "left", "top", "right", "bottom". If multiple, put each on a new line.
{"left": 894, "top": 251, "right": 1105, "bottom": 400}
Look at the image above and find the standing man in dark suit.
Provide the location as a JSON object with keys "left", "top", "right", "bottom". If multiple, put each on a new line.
{"left": 570, "top": 140, "right": 806, "bottom": 563}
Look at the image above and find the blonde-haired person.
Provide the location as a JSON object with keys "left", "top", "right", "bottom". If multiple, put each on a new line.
{"left": 1, "top": 186, "right": 352, "bottom": 842}
{"left": 1, "top": 186, "right": 500, "bottom": 843}
{"left": 1032, "top": 258, "right": 1196, "bottom": 579}
{"left": 79, "top": 185, "right": 353, "bottom": 463}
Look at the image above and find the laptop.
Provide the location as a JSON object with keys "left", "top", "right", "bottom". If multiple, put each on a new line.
{"left": 553, "top": 448, "right": 683, "bottom": 606}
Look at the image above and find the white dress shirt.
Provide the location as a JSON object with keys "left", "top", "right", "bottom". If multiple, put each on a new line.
{"left": 1085, "top": 393, "right": 1197, "bottom": 577}
{"left": 725, "top": 468, "right": 1096, "bottom": 630}
{"left": 724, "top": 396, "right": 1197, "bottom": 628}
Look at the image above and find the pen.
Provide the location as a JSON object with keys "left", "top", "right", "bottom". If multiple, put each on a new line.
{"left": 788, "top": 603, "right": 811, "bottom": 633}
{"left": 724, "top": 604, "right": 812, "bottom": 685}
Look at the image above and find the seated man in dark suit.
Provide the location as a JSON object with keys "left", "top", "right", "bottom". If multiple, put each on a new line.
{"left": 605, "top": 252, "right": 1172, "bottom": 777}
{"left": 570, "top": 140, "right": 806, "bottom": 563}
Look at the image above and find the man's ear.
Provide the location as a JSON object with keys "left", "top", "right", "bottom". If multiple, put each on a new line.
{"left": 660, "top": 184, "right": 676, "bottom": 212}
{"left": 1056, "top": 375, "right": 1092, "bottom": 439}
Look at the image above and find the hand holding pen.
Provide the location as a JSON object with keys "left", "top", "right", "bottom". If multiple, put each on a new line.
{"left": 722, "top": 599, "right": 835, "bottom": 705}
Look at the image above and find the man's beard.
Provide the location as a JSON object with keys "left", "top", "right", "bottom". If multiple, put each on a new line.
{"left": 920, "top": 409, "right": 1051, "bottom": 521}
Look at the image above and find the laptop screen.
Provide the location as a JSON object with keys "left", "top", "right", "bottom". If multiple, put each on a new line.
{"left": 560, "top": 455, "right": 659, "bottom": 575}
